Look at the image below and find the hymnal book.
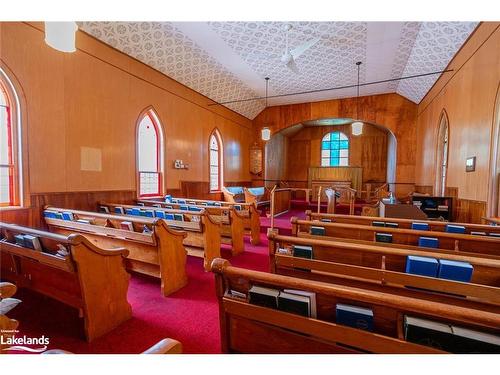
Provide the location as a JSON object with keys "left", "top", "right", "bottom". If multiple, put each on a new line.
{"left": 385, "top": 222, "right": 399, "bottom": 228}
{"left": 171, "top": 199, "right": 178, "bottom": 203}
{"left": 310, "top": 226, "right": 325, "bottom": 236}
{"left": 411, "top": 222, "right": 429, "bottom": 231}
{"left": 292, "top": 245, "right": 313, "bottom": 259}
{"left": 201, "top": 202, "right": 208, "bottom": 206}
{"left": 114, "top": 207, "right": 125, "bottom": 214}
{"left": 56, "top": 244, "right": 69, "bottom": 258}
{"left": 418, "top": 236, "right": 439, "bottom": 248}
{"left": 179, "top": 205, "right": 189, "bottom": 211}
{"left": 99, "top": 206, "right": 110, "bottom": 213}
{"left": 404, "top": 316, "right": 454, "bottom": 351}
{"left": 372, "top": 221, "right": 386, "bottom": 227}
{"left": 177, "top": 199, "right": 186, "bottom": 204}
{"left": 470, "top": 231, "right": 487, "bottom": 236}
{"left": 234, "top": 205, "right": 242, "bottom": 211}
{"left": 405, "top": 255, "right": 439, "bottom": 277}
{"left": 188, "top": 206, "right": 202, "bottom": 212}
{"left": 213, "top": 202, "right": 222, "bottom": 207}
{"left": 143, "top": 210, "right": 154, "bottom": 218}
{"left": 283, "top": 289, "right": 317, "bottom": 318}
{"left": 120, "top": 221, "right": 134, "bottom": 231}
{"left": 165, "top": 205, "right": 173, "bottom": 209}
{"left": 164, "top": 195, "right": 172, "bottom": 202}
{"left": 450, "top": 325, "right": 500, "bottom": 353}
{"left": 142, "top": 225, "right": 152, "bottom": 234}
{"left": 277, "top": 291, "right": 311, "bottom": 317}
{"left": 137, "top": 202, "right": 145, "bottom": 206}
{"left": 336, "top": 304, "right": 374, "bottom": 331}
{"left": 445, "top": 224, "right": 466, "bottom": 234}
{"left": 131, "top": 208, "right": 142, "bottom": 216}
{"left": 54, "top": 212, "right": 64, "bottom": 220}
{"left": 43, "top": 211, "right": 57, "bottom": 219}
{"left": 153, "top": 204, "right": 162, "bottom": 208}
{"left": 437, "top": 259, "right": 473, "bottom": 282}
{"left": 14, "top": 234, "right": 26, "bottom": 247}
{"left": 125, "top": 208, "right": 133, "bottom": 215}
{"left": 165, "top": 213, "right": 175, "bottom": 220}
{"left": 62, "top": 212, "right": 74, "bottom": 221}
{"left": 248, "top": 285, "right": 279, "bottom": 309}
{"left": 226, "top": 289, "right": 247, "bottom": 300}
{"left": 155, "top": 211, "right": 166, "bottom": 219}
{"left": 437, "top": 205, "right": 449, "bottom": 211}
{"left": 375, "top": 233, "right": 392, "bottom": 243}
{"left": 76, "top": 219, "right": 93, "bottom": 224}
{"left": 23, "top": 235, "right": 42, "bottom": 251}
{"left": 277, "top": 247, "right": 289, "bottom": 255}
{"left": 320, "top": 218, "right": 332, "bottom": 222}
{"left": 489, "top": 232, "right": 500, "bottom": 238}
{"left": 174, "top": 214, "right": 184, "bottom": 221}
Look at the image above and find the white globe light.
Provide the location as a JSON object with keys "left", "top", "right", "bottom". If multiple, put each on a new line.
{"left": 351, "top": 121, "right": 363, "bottom": 136}
{"left": 261, "top": 127, "right": 271, "bottom": 141}
{"left": 45, "top": 22, "right": 78, "bottom": 53}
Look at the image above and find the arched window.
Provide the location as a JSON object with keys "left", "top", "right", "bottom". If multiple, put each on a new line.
{"left": 435, "top": 111, "right": 450, "bottom": 196}
{"left": 0, "top": 69, "right": 22, "bottom": 207}
{"left": 136, "top": 109, "right": 164, "bottom": 197}
{"left": 321, "top": 131, "right": 349, "bottom": 167}
{"left": 209, "top": 129, "right": 223, "bottom": 192}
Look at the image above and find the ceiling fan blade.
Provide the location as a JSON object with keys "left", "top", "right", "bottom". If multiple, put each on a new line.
{"left": 286, "top": 58, "right": 299, "bottom": 74}
{"left": 290, "top": 37, "right": 320, "bottom": 60}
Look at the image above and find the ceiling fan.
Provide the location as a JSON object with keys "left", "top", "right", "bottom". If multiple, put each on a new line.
{"left": 280, "top": 24, "right": 320, "bottom": 73}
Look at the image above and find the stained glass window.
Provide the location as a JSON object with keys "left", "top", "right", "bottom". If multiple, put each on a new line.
{"left": 321, "top": 131, "right": 349, "bottom": 167}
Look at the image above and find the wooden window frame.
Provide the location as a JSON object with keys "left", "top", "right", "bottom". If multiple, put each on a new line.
{"left": 209, "top": 129, "right": 223, "bottom": 193}
{"left": 320, "top": 131, "right": 350, "bottom": 167}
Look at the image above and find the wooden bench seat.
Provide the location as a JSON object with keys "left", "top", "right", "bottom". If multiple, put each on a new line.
{"left": 306, "top": 210, "right": 500, "bottom": 235}
{"left": 139, "top": 197, "right": 261, "bottom": 245}
{"left": 211, "top": 258, "right": 500, "bottom": 353}
{"left": 42, "top": 207, "right": 188, "bottom": 295}
{"left": 106, "top": 201, "right": 245, "bottom": 255}
{"left": 291, "top": 217, "right": 500, "bottom": 257}
{"left": 268, "top": 230, "right": 500, "bottom": 305}
{"left": 92, "top": 204, "right": 221, "bottom": 270}
{"left": 0, "top": 222, "right": 132, "bottom": 341}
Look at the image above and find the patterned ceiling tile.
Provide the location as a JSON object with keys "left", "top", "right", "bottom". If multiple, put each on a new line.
{"left": 79, "top": 22, "right": 478, "bottom": 119}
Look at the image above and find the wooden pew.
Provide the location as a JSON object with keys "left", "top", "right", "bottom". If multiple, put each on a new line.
{"left": 268, "top": 230, "right": 500, "bottom": 305}
{"left": 139, "top": 197, "right": 261, "bottom": 245}
{"left": 0, "top": 222, "right": 132, "bottom": 341}
{"left": 291, "top": 217, "right": 500, "bottom": 257}
{"left": 42, "top": 207, "right": 189, "bottom": 294}
{"left": 244, "top": 187, "right": 270, "bottom": 208}
{"left": 222, "top": 186, "right": 245, "bottom": 203}
{"left": 211, "top": 258, "right": 500, "bottom": 353}
{"left": 105, "top": 201, "right": 245, "bottom": 255}
{"left": 307, "top": 210, "right": 500, "bottom": 236}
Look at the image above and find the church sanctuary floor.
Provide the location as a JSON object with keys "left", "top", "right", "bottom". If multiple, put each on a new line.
{"left": 8, "top": 233, "right": 271, "bottom": 354}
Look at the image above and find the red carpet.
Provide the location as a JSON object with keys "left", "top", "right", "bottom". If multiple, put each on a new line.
{"left": 7, "top": 233, "right": 270, "bottom": 354}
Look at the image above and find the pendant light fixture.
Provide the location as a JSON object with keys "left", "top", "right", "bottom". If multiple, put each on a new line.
{"left": 45, "top": 22, "right": 78, "bottom": 53}
{"left": 351, "top": 61, "right": 364, "bottom": 136}
{"left": 261, "top": 77, "right": 271, "bottom": 141}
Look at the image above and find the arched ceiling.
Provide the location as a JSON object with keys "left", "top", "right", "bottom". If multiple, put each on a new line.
{"left": 79, "top": 21, "right": 478, "bottom": 120}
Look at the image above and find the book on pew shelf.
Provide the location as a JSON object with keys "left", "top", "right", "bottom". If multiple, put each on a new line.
{"left": 310, "top": 226, "right": 326, "bottom": 236}
{"left": 411, "top": 222, "right": 429, "bottom": 231}
{"left": 99, "top": 206, "right": 110, "bottom": 213}
{"left": 164, "top": 205, "right": 173, "bottom": 209}
{"left": 54, "top": 212, "right": 64, "bottom": 220}
{"left": 335, "top": 304, "right": 374, "bottom": 331}
{"left": 385, "top": 222, "right": 399, "bottom": 228}
{"left": 405, "top": 255, "right": 439, "bottom": 277}
{"left": 142, "top": 225, "right": 152, "bottom": 234}
{"left": 153, "top": 204, "right": 161, "bottom": 208}
{"left": 225, "top": 289, "right": 247, "bottom": 300}
{"left": 179, "top": 205, "right": 189, "bottom": 211}
{"left": 55, "top": 244, "right": 69, "bottom": 258}
{"left": 450, "top": 326, "right": 500, "bottom": 353}
{"left": 418, "top": 236, "right": 439, "bottom": 248}
{"left": 143, "top": 210, "right": 154, "bottom": 218}
{"left": 445, "top": 224, "right": 466, "bottom": 234}
{"left": 437, "top": 205, "right": 449, "bottom": 211}
{"left": 234, "top": 205, "right": 242, "bottom": 211}
{"left": 470, "top": 231, "right": 487, "bottom": 236}
{"left": 114, "top": 207, "right": 125, "bottom": 214}
{"left": 214, "top": 202, "right": 222, "bottom": 207}
{"left": 277, "top": 247, "right": 290, "bottom": 255}
{"left": 372, "top": 221, "right": 386, "bottom": 227}
{"left": 62, "top": 212, "right": 74, "bottom": 221}
{"left": 201, "top": 202, "right": 208, "bottom": 206}
{"left": 292, "top": 245, "right": 313, "bottom": 259}
{"left": 43, "top": 211, "right": 57, "bottom": 219}
{"left": 438, "top": 259, "right": 473, "bottom": 282}
{"left": 320, "top": 218, "right": 332, "bottom": 222}
{"left": 125, "top": 208, "right": 133, "bottom": 215}
{"left": 174, "top": 214, "right": 184, "bottom": 221}
{"left": 177, "top": 199, "right": 186, "bottom": 204}
{"left": 131, "top": 208, "right": 142, "bottom": 216}
{"left": 14, "top": 234, "right": 26, "bottom": 247}
{"left": 164, "top": 195, "right": 172, "bottom": 202}
{"left": 278, "top": 291, "right": 311, "bottom": 317}
{"left": 76, "top": 219, "right": 93, "bottom": 225}
{"left": 137, "top": 202, "right": 145, "bottom": 206}
{"left": 188, "top": 206, "right": 202, "bottom": 212}
{"left": 489, "top": 232, "right": 500, "bottom": 238}
{"left": 155, "top": 210, "right": 166, "bottom": 219}
{"left": 283, "top": 289, "right": 317, "bottom": 318}
{"left": 165, "top": 213, "right": 175, "bottom": 220}
{"left": 248, "top": 286, "right": 279, "bottom": 309}
{"left": 375, "top": 233, "right": 392, "bottom": 243}
{"left": 23, "top": 235, "right": 42, "bottom": 251}
{"left": 171, "top": 199, "right": 177, "bottom": 203}
{"left": 404, "top": 316, "right": 454, "bottom": 351}
{"left": 120, "top": 221, "right": 134, "bottom": 231}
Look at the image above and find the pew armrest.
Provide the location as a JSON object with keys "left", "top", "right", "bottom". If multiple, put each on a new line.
{"left": 142, "top": 338, "right": 183, "bottom": 354}
{"left": 0, "top": 282, "right": 17, "bottom": 299}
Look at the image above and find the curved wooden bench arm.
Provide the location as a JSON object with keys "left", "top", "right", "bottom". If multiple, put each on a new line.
{"left": 0, "top": 282, "right": 17, "bottom": 299}
{"left": 43, "top": 338, "right": 183, "bottom": 354}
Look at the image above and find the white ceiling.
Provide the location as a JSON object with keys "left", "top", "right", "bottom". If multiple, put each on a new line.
{"left": 79, "top": 21, "right": 478, "bottom": 119}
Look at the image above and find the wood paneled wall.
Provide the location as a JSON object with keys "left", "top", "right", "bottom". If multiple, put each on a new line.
{"left": 253, "top": 93, "right": 417, "bottom": 188}
{"left": 415, "top": 22, "right": 500, "bottom": 221}
{"left": 0, "top": 22, "right": 253, "bottom": 203}
{"left": 284, "top": 124, "right": 388, "bottom": 184}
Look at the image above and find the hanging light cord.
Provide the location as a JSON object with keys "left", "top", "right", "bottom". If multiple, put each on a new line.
{"left": 265, "top": 77, "right": 269, "bottom": 107}
{"left": 356, "top": 61, "right": 361, "bottom": 120}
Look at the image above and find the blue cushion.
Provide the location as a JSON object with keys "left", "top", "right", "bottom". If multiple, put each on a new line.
{"left": 406, "top": 255, "right": 439, "bottom": 277}
{"left": 438, "top": 259, "right": 473, "bottom": 282}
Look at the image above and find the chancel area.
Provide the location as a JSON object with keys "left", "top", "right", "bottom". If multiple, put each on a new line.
{"left": 1, "top": 20, "right": 500, "bottom": 355}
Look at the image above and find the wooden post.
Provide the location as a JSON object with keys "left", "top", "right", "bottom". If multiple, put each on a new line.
{"left": 317, "top": 186, "right": 322, "bottom": 214}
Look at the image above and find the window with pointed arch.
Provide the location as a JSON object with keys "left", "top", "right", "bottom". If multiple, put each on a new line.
{"left": 209, "top": 129, "right": 223, "bottom": 192}
{"left": 1, "top": 70, "right": 22, "bottom": 207}
{"left": 137, "top": 110, "right": 164, "bottom": 197}
{"left": 321, "top": 131, "right": 349, "bottom": 167}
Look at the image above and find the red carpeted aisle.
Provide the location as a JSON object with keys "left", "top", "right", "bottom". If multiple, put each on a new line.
{"left": 8, "top": 233, "right": 271, "bottom": 354}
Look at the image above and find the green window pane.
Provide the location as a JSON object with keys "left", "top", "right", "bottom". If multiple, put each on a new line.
{"left": 322, "top": 141, "right": 330, "bottom": 149}
{"left": 331, "top": 158, "right": 339, "bottom": 166}
{"left": 340, "top": 140, "right": 349, "bottom": 149}
{"left": 331, "top": 132, "right": 340, "bottom": 140}
{"left": 331, "top": 149, "right": 339, "bottom": 158}
{"left": 331, "top": 141, "right": 339, "bottom": 150}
